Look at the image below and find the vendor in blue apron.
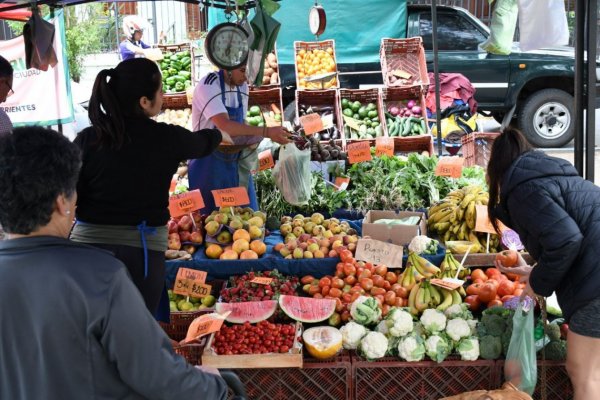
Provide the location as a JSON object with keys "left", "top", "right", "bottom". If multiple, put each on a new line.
{"left": 189, "top": 66, "right": 291, "bottom": 214}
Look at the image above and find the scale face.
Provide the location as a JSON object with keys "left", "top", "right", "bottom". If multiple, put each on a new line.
{"left": 309, "top": 5, "right": 326, "bottom": 36}
{"left": 205, "top": 22, "right": 249, "bottom": 70}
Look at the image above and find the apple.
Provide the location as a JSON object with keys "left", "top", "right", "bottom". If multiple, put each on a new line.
{"left": 167, "top": 220, "right": 178, "bottom": 234}
{"left": 190, "top": 231, "right": 203, "bottom": 244}
{"left": 178, "top": 215, "right": 193, "bottom": 231}
{"left": 179, "top": 231, "right": 191, "bottom": 242}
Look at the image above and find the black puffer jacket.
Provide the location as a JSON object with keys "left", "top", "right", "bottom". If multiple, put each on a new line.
{"left": 493, "top": 151, "right": 600, "bottom": 321}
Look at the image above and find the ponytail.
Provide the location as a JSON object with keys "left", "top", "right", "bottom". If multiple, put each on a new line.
{"left": 88, "top": 58, "right": 162, "bottom": 150}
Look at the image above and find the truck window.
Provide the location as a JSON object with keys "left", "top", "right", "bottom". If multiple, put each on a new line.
{"left": 419, "top": 12, "right": 487, "bottom": 51}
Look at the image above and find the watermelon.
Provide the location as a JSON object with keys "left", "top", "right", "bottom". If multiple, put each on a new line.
{"left": 278, "top": 295, "right": 336, "bottom": 323}
{"left": 215, "top": 300, "right": 277, "bottom": 324}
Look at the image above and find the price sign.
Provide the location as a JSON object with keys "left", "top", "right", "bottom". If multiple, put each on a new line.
{"left": 183, "top": 312, "right": 229, "bottom": 344}
{"left": 347, "top": 141, "right": 372, "bottom": 164}
{"left": 258, "top": 150, "right": 275, "bottom": 171}
{"left": 173, "top": 268, "right": 207, "bottom": 296}
{"left": 355, "top": 239, "right": 404, "bottom": 268}
{"left": 475, "top": 205, "right": 508, "bottom": 234}
{"left": 251, "top": 277, "right": 273, "bottom": 285}
{"left": 212, "top": 187, "right": 250, "bottom": 207}
{"left": 299, "top": 113, "right": 324, "bottom": 135}
{"left": 334, "top": 177, "right": 350, "bottom": 191}
{"left": 342, "top": 115, "right": 362, "bottom": 131}
{"left": 168, "top": 190, "right": 205, "bottom": 218}
{"left": 375, "top": 137, "right": 394, "bottom": 157}
{"left": 190, "top": 281, "right": 212, "bottom": 298}
{"left": 435, "top": 156, "right": 464, "bottom": 178}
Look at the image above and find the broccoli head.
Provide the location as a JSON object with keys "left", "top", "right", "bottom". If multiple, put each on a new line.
{"left": 479, "top": 335, "right": 503, "bottom": 360}
{"left": 543, "top": 340, "right": 567, "bottom": 360}
{"left": 480, "top": 313, "right": 507, "bottom": 337}
{"left": 544, "top": 324, "right": 561, "bottom": 342}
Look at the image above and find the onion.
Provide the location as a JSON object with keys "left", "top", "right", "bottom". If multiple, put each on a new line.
{"left": 406, "top": 100, "right": 416, "bottom": 109}
{"left": 389, "top": 106, "right": 399, "bottom": 116}
{"left": 411, "top": 106, "right": 422, "bottom": 115}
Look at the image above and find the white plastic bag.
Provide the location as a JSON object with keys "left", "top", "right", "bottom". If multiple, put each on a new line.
{"left": 272, "top": 144, "right": 311, "bottom": 206}
{"left": 480, "top": 0, "right": 519, "bottom": 55}
{"left": 518, "top": 0, "right": 569, "bottom": 52}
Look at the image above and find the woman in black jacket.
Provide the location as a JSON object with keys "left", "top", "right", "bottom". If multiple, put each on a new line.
{"left": 488, "top": 127, "right": 600, "bottom": 399}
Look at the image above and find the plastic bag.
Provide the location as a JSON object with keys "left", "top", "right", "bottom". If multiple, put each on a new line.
{"left": 272, "top": 144, "right": 311, "bottom": 206}
{"left": 431, "top": 105, "right": 477, "bottom": 139}
{"left": 480, "top": 0, "right": 518, "bottom": 55}
{"left": 504, "top": 300, "right": 537, "bottom": 395}
{"left": 518, "top": 0, "right": 569, "bottom": 52}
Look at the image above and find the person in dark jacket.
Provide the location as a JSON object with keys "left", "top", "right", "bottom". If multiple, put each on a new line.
{"left": 488, "top": 127, "right": 600, "bottom": 400}
{"left": 0, "top": 126, "right": 227, "bottom": 400}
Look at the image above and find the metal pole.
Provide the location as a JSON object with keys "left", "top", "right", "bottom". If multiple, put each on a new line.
{"left": 431, "top": 0, "right": 443, "bottom": 156}
{"left": 574, "top": 0, "right": 585, "bottom": 176}
{"left": 115, "top": 3, "right": 120, "bottom": 52}
{"left": 585, "top": 0, "right": 597, "bottom": 181}
{"left": 152, "top": 1, "right": 158, "bottom": 44}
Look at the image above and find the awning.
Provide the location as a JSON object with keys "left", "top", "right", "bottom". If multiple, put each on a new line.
{"left": 0, "top": 3, "right": 31, "bottom": 21}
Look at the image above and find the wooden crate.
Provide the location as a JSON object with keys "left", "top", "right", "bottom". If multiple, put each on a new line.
{"left": 248, "top": 87, "right": 284, "bottom": 127}
{"left": 294, "top": 40, "right": 339, "bottom": 90}
{"left": 380, "top": 37, "right": 429, "bottom": 89}
{"left": 338, "top": 88, "right": 387, "bottom": 145}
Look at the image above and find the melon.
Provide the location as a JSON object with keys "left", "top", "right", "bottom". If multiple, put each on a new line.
{"left": 215, "top": 300, "right": 277, "bottom": 324}
{"left": 278, "top": 295, "right": 336, "bottom": 323}
{"left": 303, "top": 326, "right": 343, "bottom": 360}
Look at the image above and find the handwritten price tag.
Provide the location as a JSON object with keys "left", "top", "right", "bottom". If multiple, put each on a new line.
{"left": 168, "top": 190, "right": 205, "bottom": 218}
{"left": 435, "top": 156, "right": 464, "bottom": 178}
{"left": 347, "top": 141, "right": 372, "bottom": 164}
{"left": 334, "top": 177, "right": 350, "bottom": 191}
{"left": 355, "top": 239, "right": 404, "bottom": 268}
{"left": 173, "top": 268, "right": 207, "bottom": 296}
{"left": 183, "top": 313, "right": 229, "bottom": 344}
{"left": 258, "top": 150, "right": 275, "bottom": 171}
{"left": 190, "top": 281, "right": 212, "bottom": 298}
{"left": 251, "top": 277, "right": 273, "bottom": 285}
{"left": 299, "top": 113, "right": 324, "bottom": 135}
{"left": 343, "top": 115, "right": 362, "bottom": 131}
{"left": 212, "top": 187, "right": 250, "bottom": 207}
{"left": 375, "top": 137, "right": 394, "bottom": 157}
{"left": 475, "top": 205, "right": 507, "bottom": 234}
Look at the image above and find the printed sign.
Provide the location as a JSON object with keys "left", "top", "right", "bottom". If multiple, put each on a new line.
{"left": 212, "top": 187, "right": 250, "bottom": 207}
{"left": 334, "top": 177, "right": 350, "bottom": 191}
{"left": 250, "top": 277, "right": 274, "bottom": 285}
{"left": 299, "top": 113, "right": 324, "bottom": 135}
{"left": 347, "top": 141, "right": 372, "bottom": 164}
{"left": 475, "top": 205, "right": 508, "bottom": 234}
{"left": 168, "top": 190, "right": 205, "bottom": 218}
{"left": 435, "top": 156, "right": 464, "bottom": 178}
{"left": 258, "top": 150, "right": 275, "bottom": 171}
{"left": 375, "top": 137, "right": 395, "bottom": 157}
{"left": 183, "top": 313, "right": 229, "bottom": 344}
{"left": 355, "top": 239, "right": 404, "bottom": 268}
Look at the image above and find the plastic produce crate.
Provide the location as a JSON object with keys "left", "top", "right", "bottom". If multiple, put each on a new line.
{"left": 496, "top": 360, "right": 573, "bottom": 400}
{"left": 461, "top": 132, "right": 500, "bottom": 168}
{"left": 248, "top": 87, "right": 284, "bottom": 127}
{"left": 338, "top": 88, "right": 386, "bottom": 145}
{"left": 226, "top": 353, "right": 352, "bottom": 400}
{"left": 294, "top": 40, "right": 339, "bottom": 90}
{"left": 353, "top": 356, "right": 496, "bottom": 400}
{"left": 380, "top": 37, "right": 429, "bottom": 89}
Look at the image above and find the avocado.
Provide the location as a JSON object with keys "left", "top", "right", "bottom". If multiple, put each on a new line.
{"left": 351, "top": 101, "right": 362, "bottom": 112}
{"left": 343, "top": 108, "right": 354, "bottom": 118}
{"left": 366, "top": 102, "right": 377, "bottom": 111}
{"left": 358, "top": 106, "right": 368, "bottom": 118}
{"left": 341, "top": 98, "right": 350, "bottom": 108}
{"left": 249, "top": 105, "right": 261, "bottom": 117}
{"left": 368, "top": 110, "right": 378, "bottom": 119}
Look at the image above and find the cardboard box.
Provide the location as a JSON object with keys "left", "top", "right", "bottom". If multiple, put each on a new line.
{"left": 362, "top": 210, "right": 427, "bottom": 246}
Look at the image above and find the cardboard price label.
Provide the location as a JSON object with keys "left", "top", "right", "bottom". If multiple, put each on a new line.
{"left": 173, "top": 268, "right": 207, "bottom": 296}
{"left": 334, "top": 177, "right": 350, "bottom": 191}
{"left": 435, "top": 156, "right": 464, "bottom": 178}
{"left": 299, "top": 113, "right": 324, "bottom": 135}
{"left": 258, "top": 150, "right": 275, "bottom": 171}
{"left": 168, "top": 190, "right": 205, "bottom": 218}
{"left": 250, "top": 277, "right": 273, "bottom": 285}
{"left": 190, "top": 281, "right": 212, "bottom": 298}
{"left": 183, "top": 312, "right": 229, "bottom": 344}
{"left": 212, "top": 187, "right": 250, "bottom": 207}
{"left": 475, "top": 205, "right": 508, "bottom": 234}
{"left": 375, "top": 137, "right": 394, "bottom": 157}
{"left": 347, "top": 141, "right": 372, "bottom": 164}
{"left": 355, "top": 239, "right": 404, "bottom": 268}
{"left": 342, "top": 115, "right": 362, "bottom": 131}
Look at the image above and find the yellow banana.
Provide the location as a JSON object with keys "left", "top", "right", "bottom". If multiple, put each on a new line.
{"left": 415, "top": 285, "right": 428, "bottom": 312}
{"left": 457, "top": 285, "right": 467, "bottom": 298}
{"left": 460, "top": 193, "right": 476, "bottom": 209}
{"left": 436, "top": 288, "right": 454, "bottom": 311}
{"left": 433, "top": 222, "right": 451, "bottom": 233}
{"left": 419, "top": 255, "right": 441, "bottom": 276}
{"left": 408, "top": 282, "right": 420, "bottom": 315}
{"left": 451, "top": 289, "right": 462, "bottom": 305}
{"left": 466, "top": 202, "right": 476, "bottom": 229}
{"left": 457, "top": 207, "right": 465, "bottom": 222}
{"left": 429, "top": 284, "right": 441, "bottom": 306}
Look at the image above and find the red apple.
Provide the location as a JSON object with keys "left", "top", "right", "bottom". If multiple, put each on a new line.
{"left": 190, "top": 231, "right": 203, "bottom": 244}
{"left": 167, "top": 220, "right": 178, "bottom": 234}
{"left": 179, "top": 231, "right": 191, "bottom": 242}
{"left": 178, "top": 215, "right": 193, "bottom": 231}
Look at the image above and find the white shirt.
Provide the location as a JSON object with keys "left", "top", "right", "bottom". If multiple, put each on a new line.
{"left": 192, "top": 72, "right": 248, "bottom": 141}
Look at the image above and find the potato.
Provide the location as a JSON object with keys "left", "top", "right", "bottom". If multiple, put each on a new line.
{"left": 270, "top": 72, "right": 279, "bottom": 85}
{"left": 262, "top": 75, "right": 271, "bottom": 85}
{"left": 267, "top": 52, "right": 278, "bottom": 70}
{"left": 264, "top": 67, "right": 274, "bottom": 77}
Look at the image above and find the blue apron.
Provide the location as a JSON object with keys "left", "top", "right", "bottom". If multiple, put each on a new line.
{"left": 188, "top": 70, "right": 258, "bottom": 214}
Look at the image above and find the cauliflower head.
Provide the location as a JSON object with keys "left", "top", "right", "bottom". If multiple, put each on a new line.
{"left": 359, "top": 331, "right": 388, "bottom": 360}
{"left": 444, "top": 304, "right": 474, "bottom": 320}
{"left": 420, "top": 309, "right": 447, "bottom": 334}
{"left": 425, "top": 334, "right": 451, "bottom": 363}
{"left": 351, "top": 296, "right": 382, "bottom": 326}
{"left": 408, "top": 235, "right": 438, "bottom": 255}
{"left": 398, "top": 333, "right": 426, "bottom": 362}
{"left": 457, "top": 336, "right": 480, "bottom": 361}
{"left": 339, "top": 321, "right": 368, "bottom": 350}
{"left": 386, "top": 308, "right": 414, "bottom": 337}
{"left": 445, "top": 318, "right": 471, "bottom": 342}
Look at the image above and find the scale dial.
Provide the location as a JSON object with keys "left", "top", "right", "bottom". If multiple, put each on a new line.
{"left": 309, "top": 5, "right": 326, "bottom": 36}
{"left": 205, "top": 22, "right": 249, "bottom": 70}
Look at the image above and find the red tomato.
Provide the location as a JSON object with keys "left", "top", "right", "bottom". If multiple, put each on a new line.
{"left": 344, "top": 275, "right": 357, "bottom": 286}
{"left": 331, "top": 277, "right": 345, "bottom": 289}
{"left": 473, "top": 278, "right": 485, "bottom": 284}
{"left": 394, "top": 297, "right": 405, "bottom": 307}
{"left": 395, "top": 286, "right": 409, "bottom": 299}
{"left": 319, "top": 277, "right": 331, "bottom": 288}
{"left": 497, "top": 280, "right": 516, "bottom": 297}
{"left": 375, "top": 265, "right": 388, "bottom": 277}
{"left": 485, "top": 268, "right": 501, "bottom": 279}
{"left": 372, "top": 275, "right": 386, "bottom": 288}
{"left": 350, "top": 292, "right": 361, "bottom": 302}
{"left": 471, "top": 269, "right": 488, "bottom": 282}
{"left": 359, "top": 278, "right": 373, "bottom": 291}
{"left": 487, "top": 299, "right": 503, "bottom": 308}
{"left": 358, "top": 269, "right": 372, "bottom": 280}
{"left": 382, "top": 280, "right": 392, "bottom": 291}
{"left": 301, "top": 275, "right": 315, "bottom": 285}
{"left": 334, "top": 297, "right": 344, "bottom": 312}
{"left": 496, "top": 250, "right": 518, "bottom": 268}
{"left": 321, "top": 285, "right": 330, "bottom": 296}
{"left": 466, "top": 283, "right": 483, "bottom": 296}
{"left": 343, "top": 263, "right": 356, "bottom": 277}
{"left": 329, "top": 288, "right": 342, "bottom": 298}
{"left": 385, "top": 271, "right": 398, "bottom": 284}
{"left": 478, "top": 283, "right": 498, "bottom": 303}
{"left": 340, "top": 310, "right": 350, "bottom": 322}
{"left": 364, "top": 262, "right": 375, "bottom": 272}
{"left": 339, "top": 249, "right": 354, "bottom": 263}
{"left": 342, "top": 293, "right": 353, "bottom": 304}
{"left": 381, "top": 304, "right": 391, "bottom": 317}
{"left": 384, "top": 290, "right": 397, "bottom": 306}
{"left": 371, "top": 287, "right": 387, "bottom": 296}
{"left": 487, "top": 279, "right": 500, "bottom": 289}
{"left": 464, "top": 295, "right": 481, "bottom": 311}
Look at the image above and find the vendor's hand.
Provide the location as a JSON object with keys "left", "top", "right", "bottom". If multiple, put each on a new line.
{"left": 196, "top": 365, "right": 221, "bottom": 376}
{"left": 266, "top": 126, "right": 292, "bottom": 145}
{"left": 495, "top": 253, "right": 532, "bottom": 280}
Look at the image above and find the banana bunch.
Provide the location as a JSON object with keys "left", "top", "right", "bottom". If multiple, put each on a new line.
{"left": 408, "top": 280, "right": 462, "bottom": 315}
{"left": 428, "top": 185, "right": 500, "bottom": 253}
{"left": 400, "top": 252, "right": 442, "bottom": 291}
{"left": 439, "top": 251, "right": 468, "bottom": 297}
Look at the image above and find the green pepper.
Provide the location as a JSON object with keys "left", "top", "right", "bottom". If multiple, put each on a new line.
{"left": 179, "top": 70, "right": 191, "bottom": 79}
{"left": 166, "top": 77, "right": 176, "bottom": 86}
{"left": 172, "top": 75, "right": 186, "bottom": 84}
{"left": 175, "top": 81, "right": 185, "bottom": 91}
{"left": 180, "top": 56, "right": 191, "bottom": 66}
{"left": 170, "top": 61, "right": 182, "bottom": 70}
{"left": 170, "top": 55, "right": 179, "bottom": 62}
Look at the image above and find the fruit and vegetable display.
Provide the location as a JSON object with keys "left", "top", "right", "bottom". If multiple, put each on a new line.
{"left": 262, "top": 52, "right": 279, "bottom": 86}
{"left": 385, "top": 99, "right": 427, "bottom": 137}
{"left": 245, "top": 104, "right": 282, "bottom": 127}
{"left": 160, "top": 50, "right": 192, "bottom": 93}
{"left": 168, "top": 289, "right": 217, "bottom": 312}
{"left": 295, "top": 103, "right": 341, "bottom": 140}
{"left": 212, "top": 320, "right": 298, "bottom": 355}
{"left": 428, "top": 185, "right": 501, "bottom": 253}
{"left": 167, "top": 212, "right": 203, "bottom": 254}
{"left": 296, "top": 46, "right": 337, "bottom": 89}
{"left": 155, "top": 108, "right": 192, "bottom": 130}
{"left": 219, "top": 270, "right": 300, "bottom": 303}
{"left": 464, "top": 268, "right": 527, "bottom": 311}
{"left": 340, "top": 98, "right": 383, "bottom": 140}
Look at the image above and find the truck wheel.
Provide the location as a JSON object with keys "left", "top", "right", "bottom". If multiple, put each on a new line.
{"left": 518, "top": 89, "right": 574, "bottom": 148}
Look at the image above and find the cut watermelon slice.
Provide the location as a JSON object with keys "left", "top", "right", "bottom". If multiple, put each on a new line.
{"left": 215, "top": 300, "right": 277, "bottom": 324}
{"left": 279, "top": 295, "right": 336, "bottom": 323}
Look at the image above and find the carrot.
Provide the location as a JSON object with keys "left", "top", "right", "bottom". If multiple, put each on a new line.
{"left": 271, "top": 103, "right": 281, "bottom": 114}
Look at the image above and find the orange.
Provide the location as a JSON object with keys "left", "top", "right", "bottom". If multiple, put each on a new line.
{"left": 233, "top": 229, "right": 251, "bottom": 243}
{"left": 239, "top": 250, "right": 259, "bottom": 260}
{"left": 250, "top": 240, "right": 267, "bottom": 256}
{"left": 205, "top": 244, "right": 223, "bottom": 259}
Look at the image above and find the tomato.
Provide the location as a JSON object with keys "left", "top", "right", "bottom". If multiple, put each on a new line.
{"left": 497, "top": 280, "right": 516, "bottom": 297}
{"left": 513, "top": 288, "right": 523, "bottom": 297}
{"left": 375, "top": 265, "right": 388, "bottom": 277}
{"left": 340, "top": 310, "right": 351, "bottom": 322}
{"left": 471, "top": 269, "right": 488, "bottom": 282}
{"left": 478, "top": 283, "right": 498, "bottom": 303}
{"left": 395, "top": 286, "right": 409, "bottom": 299}
{"left": 344, "top": 275, "right": 357, "bottom": 286}
{"left": 343, "top": 263, "right": 356, "bottom": 277}
{"left": 349, "top": 285, "right": 363, "bottom": 294}
{"left": 329, "top": 288, "right": 342, "bottom": 298}
{"left": 364, "top": 262, "right": 375, "bottom": 272}
{"left": 321, "top": 286, "right": 330, "bottom": 296}
{"left": 331, "top": 277, "right": 345, "bottom": 289}
{"left": 394, "top": 297, "right": 405, "bottom": 307}
{"left": 371, "top": 287, "right": 387, "bottom": 296}
{"left": 473, "top": 278, "right": 485, "bottom": 284}
{"left": 342, "top": 293, "right": 353, "bottom": 304}
{"left": 358, "top": 269, "right": 372, "bottom": 280}
{"left": 486, "top": 279, "right": 500, "bottom": 289}
{"left": 381, "top": 304, "right": 391, "bottom": 317}
{"left": 384, "top": 290, "right": 397, "bottom": 306}
{"left": 487, "top": 299, "right": 503, "bottom": 308}
{"left": 464, "top": 295, "right": 481, "bottom": 311}
{"left": 385, "top": 271, "right": 398, "bottom": 284}
{"left": 374, "top": 295, "right": 384, "bottom": 306}
{"left": 505, "top": 272, "right": 521, "bottom": 282}
{"left": 339, "top": 249, "right": 354, "bottom": 263}
{"left": 359, "top": 278, "right": 373, "bottom": 291}
{"left": 496, "top": 250, "right": 518, "bottom": 268}
{"left": 350, "top": 292, "right": 361, "bottom": 302}
{"left": 485, "top": 268, "right": 501, "bottom": 279}
{"left": 382, "top": 280, "right": 391, "bottom": 291}
{"left": 335, "top": 269, "right": 345, "bottom": 278}
{"left": 308, "top": 285, "right": 321, "bottom": 296}
{"left": 372, "top": 275, "right": 386, "bottom": 288}
{"left": 466, "top": 283, "right": 483, "bottom": 296}
{"left": 319, "top": 277, "right": 331, "bottom": 288}
{"left": 301, "top": 275, "right": 315, "bottom": 285}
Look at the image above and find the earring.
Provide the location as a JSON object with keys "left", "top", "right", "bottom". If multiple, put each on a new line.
{"left": 66, "top": 211, "right": 71, "bottom": 215}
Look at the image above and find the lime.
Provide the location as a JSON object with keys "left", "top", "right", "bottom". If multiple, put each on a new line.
{"left": 249, "top": 105, "right": 261, "bottom": 117}
{"left": 341, "top": 98, "right": 350, "bottom": 108}
{"left": 351, "top": 101, "right": 362, "bottom": 112}
{"left": 201, "top": 294, "right": 216, "bottom": 307}
{"left": 343, "top": 108, "right": 354, "bottom": 118}
{"left": 358, "top": 106, "right": 368, "bottom": 118}
{"left": 168, "top": 289, "right": 175, "bottom": 302}
{"left": 353, "top": 113, "right": 360, "bottom": 120}
{"left": 169, "top": 301, "right": 178, "bottom": 312}
{"left": 367, "top": 110, "right": 378, "bottom": 119}
{"left": 366, "top": 102, "right": 377, "bottom": 111}
{"left": 179, "top": 301, "right": 194, "bottom": 311}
